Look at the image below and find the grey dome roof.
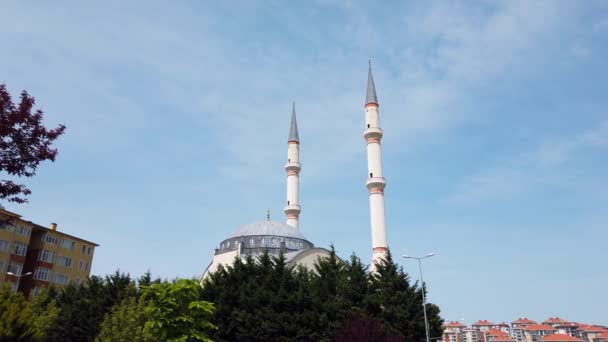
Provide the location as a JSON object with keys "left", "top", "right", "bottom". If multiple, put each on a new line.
{"left": 227, "top": 220, "right": 307, "bottom": 240}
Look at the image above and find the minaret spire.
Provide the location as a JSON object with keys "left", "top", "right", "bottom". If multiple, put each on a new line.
{"left": 289, "top": 102, "right": 299, "bottom": 142}
{"left": 366, "top": 60, "right": 378, "bottom": 106}
{"left": 284, "top": 102, "right": 301, "bottom": 230}
{"left": 363, "top": 61, "right": 388, "bottom": 271}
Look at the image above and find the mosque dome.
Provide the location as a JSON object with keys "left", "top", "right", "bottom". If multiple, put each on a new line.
{"left": 228, "top": 220, "right": 307, "bottom": 240}
{"left": 214, "top": 219, "right": 314, "bottom": 258}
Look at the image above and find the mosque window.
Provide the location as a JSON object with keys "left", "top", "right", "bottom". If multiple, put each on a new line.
{"left": 271, "top": 238, "right": 277, "bottom": 246}
{"left": 250, "top": 238, "right": 254, "bottom": 246}
{"left": 370, "top": 173, "right": 373, "bottom": 178}
{"left": 367, "top": 124, "right": 370, "bottom": 128}
{"left": 287, "top": 200, "right": 290, "bottom": 205}
{"left": 261, "top": 238, "right": 265, "bottom": 246}
{"left": 226, "top": 241, "right": 230, "bottom": 248}
{"left": 299, "top": 241, "right": 303, "bottom": 248}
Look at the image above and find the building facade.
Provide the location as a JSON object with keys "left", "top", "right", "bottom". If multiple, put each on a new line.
{"left": 0, "top": 206, "right": 98, "bottom": 296}
{"left": 443, "top": 319, "right": 607, "bottom": 342}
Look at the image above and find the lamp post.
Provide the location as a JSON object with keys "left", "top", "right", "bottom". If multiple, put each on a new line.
{"left": 7, "top": 271, "right": 33, "bottom": 292}
{"left": 403, "top": 253, "right": 436, "bottom": 342}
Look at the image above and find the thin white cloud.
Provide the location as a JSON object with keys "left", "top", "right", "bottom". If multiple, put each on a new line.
{"left": 444, "top": 120, "right": 608, "bottom": 204}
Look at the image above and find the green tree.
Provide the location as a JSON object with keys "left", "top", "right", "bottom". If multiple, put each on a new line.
{"left": 47, "top": 272, "right": 135, "bottom": 342}
{"left": 0, "top": 284, "right": 58, "bottom": 341}
{"left": 310, "top": 245, "right": 349, "bottom": 341}
{"left": 143, "top": 279, "right": 216, "bottom": 342}
{"left": 96, "top": 296, "right": 154, "bottom": 342}
{"left": 366, "top": 251, "right": 444, "bottom": 341}
{"left": 201, "top": 248, "right": 443, "bottom": 342}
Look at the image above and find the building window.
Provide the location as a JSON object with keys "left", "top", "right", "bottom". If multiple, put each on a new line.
{"left": 56, "top": 256, "right": 73, "bottom": 268}
{"left": 16, "top": 225, "right": 31, "bottom": 238}
{"left": 87, "top": 246, "right": 93, "bottom": 255}
{"left": 39, "top": 249, "right": 55, "bottom": 263}
{"left": 10, "top": 282, "right": 18, "bottom": 292}
{"left": 11, "top": 241, "right": 27, "bottom": 256}
{"left": 7, "top": 263, "right": 23, "bottom": 275}
{"left": 79, "top": 260, "right": 89, "bottom": 272}
{"left": 31, "top": 287, "right": 43, "bottom": 297}
{"left": 0, "top": 224, "right": 14, "bottom": 232}
{"left": 54, "top": 273, "right": 69, "bottom": 285}
{"left": 45, "top": 233, "right": 58, "bottom": 245}
{"left": 60, "top": 238, "right": 75, "bottom": 250}
{"left": 370, "top": 172, "right": 373, "bottom": 178}
{"left": 0, "top": 239, "right": 8, "bottom": 252}
{"left": 249, "top": 238, "right": 254, "bottom": 247}
{"left": 0, "top": 261, "right": 4, "bottom": 273}
{"left": 82, "top": 245, "right": 86, "bottom": 253}
{"left": 33, "top": 267, "right": 52, "bottom": 281}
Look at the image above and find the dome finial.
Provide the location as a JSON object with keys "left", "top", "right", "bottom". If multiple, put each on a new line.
{"left": 266, "top": 209, "right": 271, "bottom": 221}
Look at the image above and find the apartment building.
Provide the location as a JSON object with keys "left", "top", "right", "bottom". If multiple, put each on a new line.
{"left": 0, "top": 206, "right": 98, "bottom": 296}
{"left": 443, "top": 319, "right": 607, "bottom": 342}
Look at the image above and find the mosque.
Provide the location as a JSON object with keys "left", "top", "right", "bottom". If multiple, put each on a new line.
{"left": 201, "top": 63, "right": 389, "bottom": 278}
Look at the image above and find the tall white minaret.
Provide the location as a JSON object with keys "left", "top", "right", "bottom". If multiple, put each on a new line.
{"left": 284, "top": 102, "right": 301, "bottom": 230}
{"left": 364, "top": 62, "right": 389, "bottom": 268}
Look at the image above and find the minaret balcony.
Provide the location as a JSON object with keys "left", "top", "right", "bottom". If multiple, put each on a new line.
{"left": 366, "top": 177, "right": 386, "bottom": 190}
{"left": 284, "top": 205, "right": 301, "bottom": 215}
{"left": 285, "top": 162, "right": 301, "bottom": 172}
{"left": 364, "top": 127, "right": 383, "bottom": 140}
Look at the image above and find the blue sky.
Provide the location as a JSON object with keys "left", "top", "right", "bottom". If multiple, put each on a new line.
{"left": 1, "top": 1, "right": 607, "bottom": 325}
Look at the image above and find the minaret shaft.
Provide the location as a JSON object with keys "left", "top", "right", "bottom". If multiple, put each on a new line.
{"left": 364, "top": 63, "right": 388, "bottom": 268}
{"left": 285, "top": 103, "right": 301, "bottom": 230}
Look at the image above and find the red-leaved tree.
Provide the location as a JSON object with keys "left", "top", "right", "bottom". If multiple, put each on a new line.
{"left": 0, "top": 84, "right": 66, "bottom": 204}
{"left": 334, "top": 314, "right": 405, "bottom": 342}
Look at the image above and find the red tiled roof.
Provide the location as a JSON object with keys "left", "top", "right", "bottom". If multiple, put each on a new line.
{"left": 444, "top": 321, "right": 466, "bottom": 327}
{"left": 526, "top": 324, "right": 557, "bottom": 331}
{"left": 580, "top": 325, "right": 607, "bottom": 332}
{"left": 473, "top": 320, "right": 495, "bottom": 326}
{"left": 541, "top": 334, "right": 583, "bottom": 341}
{"left": 598, "top": 332, "right": 608, "bottom": 338}
{"left": 513, "top": 318, "right": 537, "bottom": 324}
{"left": 486, "top": 329, "right": 508, "bottom": 337}
{"left": 543, "top": 317, "right": 570, "bottom": 324}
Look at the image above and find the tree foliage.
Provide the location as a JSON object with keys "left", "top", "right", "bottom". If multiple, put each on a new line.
{"left": 0, "top": 284, "right": 58, "bottom": 341}
{"left": 142, "top": 279, "right": 216, "bottom": 342}
{"left": 96, "top": 296, "right": 153, "bottom": 342}
{"left": 46, "top": 272, "right": 135, "bottom": 342}
{"left": 334, "top": 314, "right": 404, "bottom": 342}
{"left": 201, "top": 248, "right": 444, "bottom": 341}
{"left": 0, "top": 84, "right": 66, "bottom": 204}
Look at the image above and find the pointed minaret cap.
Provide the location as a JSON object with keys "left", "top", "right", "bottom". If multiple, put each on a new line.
{"left": 366, "top": 60, "right": 378, "bottom": 106}
{"left": 288, "top": 102, "right": 299, "bottom": 142}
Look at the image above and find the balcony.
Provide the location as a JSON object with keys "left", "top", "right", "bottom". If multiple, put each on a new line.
{"left": 366, "top": 177, "right": 386, "bottom": 190}
{"left": 363, "top": 127, "right": 383, "bottom": 140}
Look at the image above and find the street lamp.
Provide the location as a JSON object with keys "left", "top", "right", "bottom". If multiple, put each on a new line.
{"left": 403, "top": 253, "right": 436, "bottom": 342}
{"left": 7, "top": 271, "right": 33, "bottom": 291}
